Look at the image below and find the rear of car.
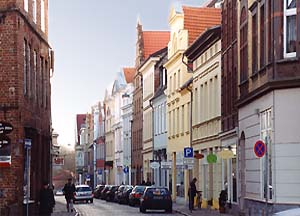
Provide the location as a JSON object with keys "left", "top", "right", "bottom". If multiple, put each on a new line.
{"left": 119, "top": 185, "right": 133, "bottom": 204}
{"left": 94, "top": 185, "right": 105, "bottom": 199}
{"left": 140, "top": 187, "right": 172, "bottom": 213}
{"left": 73, "top": 185, "right": 94, "bottom": 203}
{"left": 106, "top": 186, "right": 119, "bottom": 202}
{"left": 128, "top": 185, "right": 146, "bottom": 206}
{"left": 115, "top": 185, "right": 125, "bottom": 203}
{"left": 100, "top": 185, "right": 111, "bottom": 200}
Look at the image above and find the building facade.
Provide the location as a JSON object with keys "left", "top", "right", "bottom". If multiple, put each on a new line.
{"left": 0, "top": 0, "right": 53, "bottom": 215}
{"left": 237, "top": 0, "right": 300, "bottom": 214}
{"left": 220, "top": 0, "right": 239, "bottom": 212}
{"left": 185, "top": 26, "right": 222, "bottom": 209}
{"left": 121, "top": 68, "right": 135, "bottom": 185}
{"left": 165, "top": 5, "right": 221, "bottom": 201}
{"left": 151, "top": 50, "right": 169, "bottom": 188}
{"left": 104, "top": 83, "right": 115, "bottom": 184}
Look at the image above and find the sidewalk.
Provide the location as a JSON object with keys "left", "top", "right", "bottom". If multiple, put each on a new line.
{"left": 51, "top": 199, "right": 78, "bottom": 216}
{"left": 173, "top": 202, "right": 233, "bottom": 216}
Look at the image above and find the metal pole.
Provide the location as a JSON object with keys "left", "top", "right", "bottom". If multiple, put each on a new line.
{"left": 93, "top": 142, "right": 96, "bottom": 189}
{"left": 265, "top": 136, "right": 268, "bottom": 216}
{"left": 26, "top": 147, "right": 29, "bottom": 216}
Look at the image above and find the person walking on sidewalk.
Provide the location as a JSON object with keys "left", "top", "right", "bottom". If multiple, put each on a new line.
{"left": 188, "top": 178, "right": 197, "bottom": 213}
{"left": 39, "top": 181, "right": 55, "bottom": 216}
{"left": 62, "top": 178, "right": 76, "bottom": 212}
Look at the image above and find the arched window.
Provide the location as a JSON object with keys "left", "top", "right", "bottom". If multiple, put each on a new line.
{"left": 240, "top": 7, "right": 248, "bottom": 83}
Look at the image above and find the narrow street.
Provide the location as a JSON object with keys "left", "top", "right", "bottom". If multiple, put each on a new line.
{"left": 54, "top": 196, "right": 180, "bottom": 216}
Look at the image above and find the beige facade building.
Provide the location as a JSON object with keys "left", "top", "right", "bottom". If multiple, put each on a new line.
{"left": 185, "top": 26, "right": 222, "bottom": 209}
{"left": 165, "top": 5, "right": 221, "bottom": 202}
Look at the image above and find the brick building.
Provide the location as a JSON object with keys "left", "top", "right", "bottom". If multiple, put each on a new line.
{"left": 237, "top": 0, "right": 300, "bottom": 214}
{"left": 0, "top": 0, "right": 53, "bottom": 215}
{"left": 131, "top": 21, "right": 170, "bottom": 185}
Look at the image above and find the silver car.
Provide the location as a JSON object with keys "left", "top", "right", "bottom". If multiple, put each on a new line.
{"left": 273, "top": 208, "right": 300, "bottom": 216}
{"left": 73, "top": 185, "right": 93, "bottom": 203}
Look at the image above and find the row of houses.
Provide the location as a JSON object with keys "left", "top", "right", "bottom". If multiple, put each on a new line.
{"left": 75, "top": 0, "right": 300, "bottom": 215}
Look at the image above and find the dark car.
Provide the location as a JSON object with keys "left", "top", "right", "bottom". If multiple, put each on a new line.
{"left": 140, "top": 187, "right": 172, "bottom": 213}
{"left": 100, "top": 185, "right": 111, "bottom": 200}
{"left": 128, "top": 185, "right": 146, "bottom": 206}
{"left": 106, "top": 185, "right": 119, "bottom": 202}
{"left": 93, "top": 185, "right": 105, "bottom": 199}
{"left": 115, "top": 185, "right": 126, "bottom": 203}
{"left": 118, "top": 185, "right": 133, "bottom": 204}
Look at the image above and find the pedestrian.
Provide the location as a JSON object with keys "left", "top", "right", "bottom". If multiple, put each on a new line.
{"left": 188, "top": 178, "right": 197, "bottom": 213}
{"left": 141, "top": 180, "right": 146, "bottom": 185}
{"left": 39, "top": 181, "right": 55, "bottom": 216}
{"left": 145, "top": 178, "right": 151, "bottom": 186}
{"left": 62, "top": 178, "right": 76, "bottom": 212}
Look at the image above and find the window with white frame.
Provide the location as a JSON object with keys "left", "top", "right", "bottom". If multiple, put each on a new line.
{"left": 24, "top": 0, "right": 28, "bottom": 12}
{"left": 23, "top": 40, "right": 27, "bottom": 95}
{"left": 260, "top": 108, "right": 272, "bottom": 200}
{"left": 41, "top": 0, "right": 45, "bottom": 31}
{"left": 32, "top": 0, "right": 37, "bottom": 23}
{"left": 284, "top": 0, "right": 296, "bottom": 58}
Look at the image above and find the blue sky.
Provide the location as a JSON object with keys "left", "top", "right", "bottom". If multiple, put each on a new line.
{"left": 49, "top": 0, "right": 207, "bottom": 145}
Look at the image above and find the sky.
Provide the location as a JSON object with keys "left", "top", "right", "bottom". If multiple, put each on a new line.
{"left": 49, "top": 0, "right": 208, "bottom": 146}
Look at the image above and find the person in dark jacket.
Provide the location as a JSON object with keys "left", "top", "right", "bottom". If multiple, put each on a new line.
{"left": 188, "top": 178, "right": 197, "bottom": 213}
{"left": 39, "top": 181, "right": 55, "bottom": 216}
{"left": 62, "top": 178, "right": 76, "bottom": 212}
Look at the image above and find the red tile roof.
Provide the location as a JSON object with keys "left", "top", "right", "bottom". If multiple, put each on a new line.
{"left": 183, "top": 6, "right": 221, "bottom": 45}
{"left": 143, "top": 31, "right": 170, "bottom": 59}
{"left": 123, "top": 67, "right": 135, "bottom": 83}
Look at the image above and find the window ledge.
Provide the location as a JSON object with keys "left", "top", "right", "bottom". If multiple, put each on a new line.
{"left": 250, "top": 71, "right": 259, "bottom": 80}
{"left": 277, "top": 57, "right": 299, "bottom": 64}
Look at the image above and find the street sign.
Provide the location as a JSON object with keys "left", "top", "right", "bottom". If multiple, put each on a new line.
{"left": 183, "top": 158, "right": 194, "bottom": 165}
{"left": 150, "top": 161, "right": 160, "bottom": 169}
{"left": 123, "top": 166, "right": 129, "bottom": 174}
{"left": 24, "top": 139, "right": 31, "bottom": 149}
{"left": 98, "top": 169, "right": 103, "bottom": 175}
{"left": 194, "top": 153, "right": 204, "bottom": 159}
{"left": 184, "top": 147, "right": 193, "bottom": 158}
{"left": 254, "top": 140, "right": 266, "bottom": 158}
{"left": 161, "top": 161, "right": 172, "bottom": 169}
{"left": 218, "top": 150, "right": 234, "bottom": 159}
{"left": 207, "top": 153, "right": 217, "bottom": 163}
{"left": 53, "top": 157, "right": 64, "bottom": 166}
{"left": 0, "top": 122, "right": 13, "bottom": 135}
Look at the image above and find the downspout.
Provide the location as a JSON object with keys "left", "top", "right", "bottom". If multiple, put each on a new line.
{"left": 150, "top": 100, "right": 155, "bottom": 183}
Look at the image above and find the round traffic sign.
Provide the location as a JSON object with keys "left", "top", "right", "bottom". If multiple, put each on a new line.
{"left": 254, "top": 140, "right": 266, "bottom": 158}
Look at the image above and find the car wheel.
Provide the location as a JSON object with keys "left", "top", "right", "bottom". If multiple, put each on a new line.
{"left": 140, "top": 205, "right": 146, "bottom": 213}
{"left": 166, "top": 207, "right": 172, "bottom": 213}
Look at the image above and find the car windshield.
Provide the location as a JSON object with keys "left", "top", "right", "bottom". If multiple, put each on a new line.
{"left": 133, "top": 186, "right": 146, "bottom": 193}
{"left": 111, "top": 186, "right": 118, "bottom": 192}
{"left": 76, "top": 186, "right": 91, "bottom": 192}
{"left": 146, "top": 188, "right": 169, "bottom": 196}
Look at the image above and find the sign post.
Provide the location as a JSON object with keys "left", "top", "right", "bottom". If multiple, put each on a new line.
{"left": 24, "top": 139, "right": 31, "bottom": 216}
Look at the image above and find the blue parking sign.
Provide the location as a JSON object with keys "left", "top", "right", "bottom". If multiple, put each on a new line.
{"left": 184, "top": 147, "right": 193, "bottom": 158}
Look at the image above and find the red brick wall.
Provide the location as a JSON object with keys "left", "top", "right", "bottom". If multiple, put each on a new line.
{"left": 0, "top": 1, "right": 52, "bottom": 215}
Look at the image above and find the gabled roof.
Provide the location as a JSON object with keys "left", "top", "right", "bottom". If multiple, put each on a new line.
{"left": 143, "top": 31, "right": 170, "bottom": 59}
{"left": 183, "top": 6, "right": 221, "bottom": 45}
{"left": 123, "top": 67, "right": 135, "bottom": 83}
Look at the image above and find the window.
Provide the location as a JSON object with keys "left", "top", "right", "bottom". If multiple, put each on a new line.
{"left": 268, "top": 0, "right": 272, "bottom": 62}
{"left": 170, "top": 76, "right": 172, "bottom": 94}
{"left": 44, "top": 61, "right": 48, "bottom": 108}
{"left": 24, "top": 0, "right": 28, "bottom": 12}
{"left": 41, "top": 0, "right": 45, "bottom": 31}
{"left": 177, "top": 107, "right": 179, "bottom": 135}
{"left": 260, "top": 5, "right": 265, "bottom": 67}
{"left": 28, "top": 45, "right": 31, "bottom": 97}
{"left": 260, "top": 109, "right": 272, "bottom": 200}
{"left": 40, "top": 57, "right": 43, "bottom": 106}
{"left": 23, "top": 40, "right": 27, "bottom": 95}
{"left": 181, "top": 105, "right": 184, "bottom": 133}
{"left": 32, "top": 0, "right": 37, "bottom": 23}
{"left": 252, "top": 13, "right": 258, "bottom": 74}
{"left": 284, "top": 0, "right": 296, "bottom": 57}
{"left": 240, "top": 7, "right": 248, "bottom": 82}
{"left": 33, "top": 50, "right": 37, "bottom": 102}
{"left": 174, "top": 73, "right": 177, "bottom": 90}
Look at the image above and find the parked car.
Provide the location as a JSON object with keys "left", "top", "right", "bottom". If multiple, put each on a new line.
{"left": 115, "top": 185, "right": 126, "bottom": 203}
{"left": 140, "top": 187, "right": 172, "bottom": 213}
{"left": 100, "top": 185, "right": 111, "bottom": 200}
{"left": 106, "top": 185, "right": 119, "bottom": 202}
{"left": 55, "top": 188, "right": 64, "bottom": 196}
{"left": 118, "top": 185, "right": 133, "bottom": 204}
{"left": 93, "top": 185, "right": 105, "bottom": 199}
{"left": 273, "top": 208, "right": 300, "bottom": 216}
{"left": 73, "top": 185, "right": 93, "bottom": 203}
{"left": 128, "top": 185, "right": 146, "bottom": 206}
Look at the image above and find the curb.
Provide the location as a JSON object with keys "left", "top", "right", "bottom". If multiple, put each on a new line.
{"left": 173, "top": 209, "right": 192, "bottom": 216}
